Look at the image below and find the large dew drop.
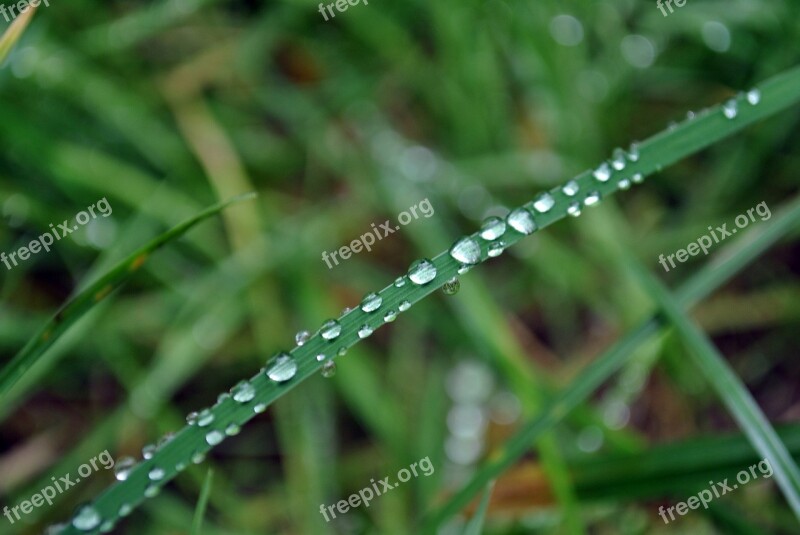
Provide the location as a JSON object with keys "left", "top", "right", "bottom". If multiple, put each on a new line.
{"left": 611, "top": 148, "right": 626, "bottom": 171}
{"left": 266, "top": 353, "right": 297, "bottom": 382}
{"left": 567, "top": 202, "right": 582, "bottom": 217}
{"left": 722, "top": 99, "right": 738, "bottom": 119}
{"left": 442, "top": 278, "right": 461, "bottom": 295}
{"left": 532, "top": 193, "right": 555, "bottom": 213}
{"left": 383, "top": 310, "right": 397, "bottom": 322}
{"left": 398, "top": 300, "right": 411, "bottom": 312}
{"left": 584, "top": 191, "right": 601, "bottom": 206}
{"left": 450, "top": 237, "right": 481, "bottom": 265}
{"left": 114, "top": 457, "right": 136, "bottom": 481}
{"left": 746, "top": 88, "right": 761, "bottom": 105}
{"left": 593, "top": 162, "right": 611, "bottom": 182}
{"left": 408, "top": 259, "right": 437, "bottom": 285}
{"left": 320, "top": 319, "right": 342, "bottom": 341}
{"left": 627, "top": 142, "right": 640, "bottom": 162}
{"left": 479, "top": 217, "right": 506, "bottom": 240}
{"left": 197, "top": 409, "right": 214, "bottom": 427}
{"left": 72, "top": 506, "right": 102, "bottom": 531}
{"left": 507, "top": 208, "right": 536, "bottom": 235}
{"left": 360, "top": 293, "right": 383, "bottom": 313}
{"left": 232, "top": 381, "right": 256, "bottom": 403}
{"left": 487, "top": 242, "right": 505, "bottom": 257}
{"left": 148, "top": 467, "right": 165, "bottom": 481}
{"left": 562, "top": 180, "right": 579, "bottom": 197}
{"left": 206, "top": 430, "right": 225, "bottom": 446}
{"left": 358, "top": 324, "right": 374, "bottom": 339}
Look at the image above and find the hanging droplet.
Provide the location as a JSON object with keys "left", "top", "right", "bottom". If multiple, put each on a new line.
{"left": 197, "top": 409, "right": 214, "bottom": 427}
{"left": 142, "top": 444, "right": 156, "bottom": 460}
{"left": 487, "top": 242, "right": 505, "bottom": 257}
{"left": 316, "top": 353, "right": 326, "bottom": 362}
{"left": 321, "top": 360, "right": 337, "bottom": 378}
{"left": 442, "top": 277, "right": 461, "bottom": 295}
{"left": 266, "top": 353, "right": 297, "bottom": 382}
{"left": 627, "top": 142, "right": 640, "bottom": 162}
{"left": 383, "top": 310, "right": 397, "bottom": 322}
{"left": 148, "top": 467, "right": 165, "bottom": 481}
{"left": 254, "top": 403, "right": 267, "bottom": 414}
{"left": 320, "top": 319, "right": 342, "bottom": 340}
{"left": 72, "top": 506, "right": 102, "bottom": 531}
{"left": 144, "top": 484, "right": 160, "bottom": 498}
{"left": 722, "top": 99, "right": 738, "bottom": 119}
{"left": 398, "top": 300, "right": 411, "bottom": 312}
{"left": 408, "top": 259, "right": 437, "bottom": 285}
{"left": 567, "top": 202, "right": 582, "bottom": 217}
{"left": 358, "top": 324, "right": 374, "bottom": 339}
{"left": 206, "top": 430, "right": 225, "bottom": 446}
{"left": 186, "top": 411, "right": 199, "bottom": 426}
{"left": 450, "top": 236, "right": 481, "bottom": 265}
{"left": 394, "top": 276, "right": 406, "bottom": 288}
{"left": 532, "top": 193, "right": 555, "bottom": 213}
{"left": 632, "top": 173, "right": 644, "bottom": 184}
{"left": 295, "top": 330, "right": 310, "bottom": 346}
{"left": 360, "top": 292, "right": 383, "bottom": 313}
{"left": 119, "top": 504, "right": 132, "bottom": 517}
{"left": 611, "top": 148, "right": 626, "bottom": 170}
{"left": 479, "top": 216, "right": 506, "bottom": 240}
{"left": 746, "top": 88, "right": 761, "bottom": 105}
{"left": 507, "top": 208, "right": 537, "bottom": 235}
{"left": 337, "top": 347, "right": 347, "bottom": 357}
{"left": 192, "top": 452, "right": 206, "bottom": 464}
{"left": 114, "top": 457, "right": 136, "bottom": 481}
{"left": 232, "top": 381, "right": 256, "bottom": 403}
{"left": 225, "top": 423, "right": 241, "bottom": 436}
{"left": 562, "top": 180, "right": 579, "bottom": 196}
{"left": 617, "top": 178, "right": 631, "bottom": 190}
{"left": 593, "top": 162, "right": 611, "bottom": 182}
{"left": 584, "top": 191, "right": 601, "bottom": 206}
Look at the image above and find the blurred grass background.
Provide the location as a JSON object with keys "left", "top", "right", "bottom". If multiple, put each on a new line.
{"left": 1, "top": 0, "right": 800, "bottom": 533}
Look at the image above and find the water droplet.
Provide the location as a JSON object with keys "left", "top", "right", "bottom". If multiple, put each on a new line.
{"left": 337, "top": 347, "right": 347, "bottom": 357}
{"left": 321, "top": 360, "right": 337, "bottom": 378}
{"left": 593, "top": 162, "right": 611, "bottom": 182}
{"left": 142, "top": 444, "right": 156, "bottom": 460}
{"left": 487, "top": 242, "right": 505, "bottom": 257}
{"left": 295, "top": 330, "right": 310, "bottom": 346}
{"left": 45, "top": 523, "right": 68, "bottom": 535}
{"left": 254, "top": 403, "right": 267, "bottom": 414}
{"left": 668, "top": 121, "right": 678, "bottom": 131}
{"left": 320, "top": 319, "right": 342, "bottom": 340}
{"left": 175, "top": 461, "right": 187, "bottom": 472}
{"left": 144, "top": 484, "right": 160, "bottom": 498}
{"left": 197, "top": 409, "right": 214, "bottom": 427}
{"left": 617, "top": 178, "right": 631, "bottom": 190}
{"left": 232, "top": 381, "right": 256, "bottom": 403}
{"left": 746, "top": 88, "right": 761, "bottom": 105}
{"left": 206, "top": 430, "right": 225, "bottom": 446}
{"left": 627, "top": 142, "right": 640, "bottom": 162}
{"left": 398, "top": 300, "right": 411, "bottom": 312}
{"left": 723, "top": 99, "right": 738, "bottom": 119}
{"left": 148, "top": 467, "right": 165, "bottom": 481}
{"left": 192, "top": 452, "right": 206, "bottom": 464}
{"left": 584, "top": 191, "right": 601, "bottom": 206}
{"left": 266, "top": 353, "right": 297, "bottom": 382}
{"left": 186, "top": 411, "right": 198, "bottom": 425}
{"left": 114, "top": 457, "right": 136, "bottom": 481}
{"left": 119, "top": 504, "right": 132, "bottom": 517}
{"left": 360, "top": 293, "right": 383, "bottom": 313}
{"left": 225, "top": 423, "right": 240, "bottom": 436}
{"left": 457, "top": 264, "right": 472, "bottom": 275}
{"left": 408, "top": 259, "right": 437, "bottom": 285}
{"left": 342, "top": 307, "right": 353, "bottom": 315}
{"left": 506, "top": 208, "right": 537, "bottom": 235}
{"left": 72, "top": 505, "right": 101, "bottom": 531}
{"left": 611, "top": 148, "right": 626, "bottom": 170}
{"left": 157, "top": 433, "right": 174, "bottom": 448}
{"left": 442, "top": 277, "right": 461, "bottom": 295}
{"left": 479, "top": 216, "right": 506, "bottom": 240}
{"left": 358, "top": 324, "right": 374, "bottom": 339}
{"left": 632, "top": 173, "right": 644, "bottom": 184}
{"left": 449, "top": 236, "right": 481, "bottom": 264}
{"left": 532, "top": 193, "right": 555, "bottom": 213}
{"left": 316, "top": 353, "right": 326, "bottom": 362}
{"left": 216, "top": 393, "right": 230, "bottom": 405}
{"left": 383, "top": 309, "right": 397, "bottom": 322}
{"left": 394, "top": 276, "right": 406, "bottom": 287}
{"left": 100, "top": 520, "right": 115, "bottom": 533}
{"left": 686, "top": 110, "right": 696, "bottom": 121}
{"left": 562, "top": 180, "right": 579, "bottom": 196}
{"left": 567, "top": 202, "right": 582, "bottom": 217}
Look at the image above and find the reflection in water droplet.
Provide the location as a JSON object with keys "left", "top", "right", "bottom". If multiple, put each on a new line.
{"left": 321, "top": 360, "right": 337, "bottom": 378}
{"left": 723, "top": 99, "right": 738, "bottom": 119}
{"left": 361, "top": 293, "right": 383, "bottom": 313}
{"left": 316, "top": 354, "right": 326, "bottom": 362}
{"left": 408, "top": 259, "right": 437, "bottom": 285}
{"left": 507, "top": 208, "right": 537, "bottom": 235}
{"left": 442, "top": 278, "right": 461, "bottom": 295}
{"left": 72, "top": 506, "right": 101, "bottom": 531}
{"left": 383, "top": 310, "right": 397, "bottom": 322}
{"left": 142, "top": 444, "right": 156, "bottom": 460}
{"left": 746, "top": 88, "right": 761, "bottom": 105}
{"left": 628, "top": 142, "right": 640, "bottom": 162}
{"left": 197, "top": 409, "right": 214, "bottom": 427}
{"left": 266, "top": 353, "right": 297, "bottom": 382}
{"left": 632, "top": 173, "right": 644, "bottom": 184}
{"left": 394, "top": 276, "right": 406, "bottom": 287}
{"left": 532, "top": 193, "right": 555, "bottom": 213}
{"left": 320, "top": 319, "right": 342, "bottom": 340}
{"left": 479, "top": 216, "right": 506, "bottom": 240}
{"left": 114, "top": 457, "right": 136, "bottom": 481}
{"left": 398, "top": 300, "right": 411, "bottom": 312}
{"left": 611, "top": 148, "right": 626, "bottom": 170}
{"left": 567, "top": 202, "right": 582, "bottom": 217}
{"left": 232, "top": 381, "right": 256, "bottom": 403}
{"left": 148, "top": 467, "right": 165, "bottom": 481}
{"left": 358, "top": 324, "right": 374, "bottom": 339}
{"left": 206, "top": 430, "right": 225, "bottom": 446}
{"left": 225, "top": 424, "right": 241, "bottom": 436}
{"left": 584, "top": 191, "right": 601, "bottom": 207}
{"left": 487, "top": 242, "right": 505, "bottom": 257}
{"left": 295, "top": 330, "right": 310, "bottom": 346}
{"left": 593, "top": 162, "right": 611, "bottom": 182}
{"left": 254, "top": 403, "right": 267, "bottom": 414}
{"left": 562, "top": 180, "right": 579, "bottom": 196}
{"left": 450, "top": 236, "right": 481, "bottom": 265}
{"left": 617, "top": 178, "right": 631, "bottom": 190}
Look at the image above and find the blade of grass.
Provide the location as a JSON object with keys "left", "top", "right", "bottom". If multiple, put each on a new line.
{"left": 0, "top": 3, "right": 36, "bottom": 64}
{"left": 191, "top": 469, "right": 214, "bottom": 535}
{"left": 463, "top": 482, "right": 494, "bottom": 535}
{"left": 0, "top": 193, "right": 257, "bottom": 404}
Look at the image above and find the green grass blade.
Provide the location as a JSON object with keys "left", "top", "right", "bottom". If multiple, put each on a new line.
{"left": 463, "top": 482, "right": 493, "bottom": 535}
{"left": 191, "top": 469, "right": 214, "bottom": 535}
{"left": 0, "top": 4, "right": 36, "bottom": 64}
{"left": 0, "top": 193, "right": 256, "bottom": 404}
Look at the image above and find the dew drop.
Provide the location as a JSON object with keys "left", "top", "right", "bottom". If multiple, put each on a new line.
{"left": 342, "top": 307, "right": 353, "bottom": 315}
{"left": 507, "top": 208, "right": 537, "bottom": 235}
{"left": 746, "top": 88, "right": 761, "bottom": 105}
{"left": 408, "top": 259, "right": 437, "bottom": 285}
{"left": 45, "top": 523, "right": 68, "bottom": 535}
{"left": 567, "top": 202, "right": 582, "bottom": 217}
{"left": 442, "top": 277, "right": 461, "bottom": 295}
{"left": 295, "top": 330, "right": 310, "bottom": 346}
{"left": 232, "top": 381, "right": 256, "bottom": 403}
{"left": 562, "top": 180, "right": 579, "bottom": 196}
{"left": 627, "top": 142, "right": 640, "bottom": 162}
{"left": 197, "top": 409, "right": 214, "bottom": 427}
{"left": 479, "top": 216, "right": 506, "bottom": 240}
{"left": 254, "top": 403, "right": 267, "bottom": 414}
{"left": 148, "top": 467, "right": 165, "bottom": 481}
{"left": 686, "top": 110, "right": 696, "bottom": 121}
{"left": 611, "top": 148, "right": 626, "bottom": 170}
{"left": 100, "top": 520, "right": 115, "bottom": 533}
{"left": 593, "top": 162, "right": 611, "bottom": 182}
{"left": 584, "top": 191, "right": 601, "bottom": 206}
{"left": 206, "top": 430, "right": 225, "bottom": 446}
{"left": 321, "top": 360, "right": 337, "bottom": 378}
{"left": 617, "top": 178, "right": 631, "bottom": 190}
{"left": 186, "top": 411, "right": 199, "bottom": 426}
{"left": 394, "top": 276, "right": 406, "bottom": 287}
{"left": 383, "top": 309, "right": 397, "bottom": 322}
{"left": 142, "top": 444, "right": 156, "bottom": 460}
{"left": 723, "top": 99, "right": 738, "bottom": 119}
{"left": 192, "top": 452, "right": 206, "bottom": 464}
{"left": 114, "top": 457, "right": 136, "bottom": 481}
{"left": 216, "top": 393, "right": 230, "bottom": 405}
{"left": 398, "top": 300, "right": 411, "bottom": 312}
{"left": 632, "top": 173, "right": 644, "bottom": 184}
{"left": 316, "top": 353, "right": 326, "bottom": 362}
{"left": 266, "top": 353, "right": 297, "bottom": 382}
{"left": 457, "top": 264, "right": 472, "bottom": 275}
{"left": 532, "top": 192, "right": 555, "bottom": 213}
{"left": 358, "top": 324, "right": 374, "bottom": 339}
{"left": 225, "top": 423, "right": 241, "bottom": 436}
{"left": 320, "top": 319, "right": 342, "bottom": 340}
{"left": 157, "top": 433, "right": 174, "bottom": 448}
{"left": 119, "top": 504, "right": 132, "bottom": 517}
{"left": 450, "top": 236, "right": 481, "bottom": 265}
{"left": 487, "top": 242, "right": 505, "bottom": 257}
{"left": 361, "top": 293, "right": 383, "bottom": 313}
{"left": 144, "top": 484, "right": 160, "bottom": 498}
{"left": 72, "top": 505, "right": 101, "bottom": 531}
{"left": 337, "top": 347, "right": 347, "bottom": 357}
{"left": 175, "top": 461, "right": 187, "bottom": 472}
